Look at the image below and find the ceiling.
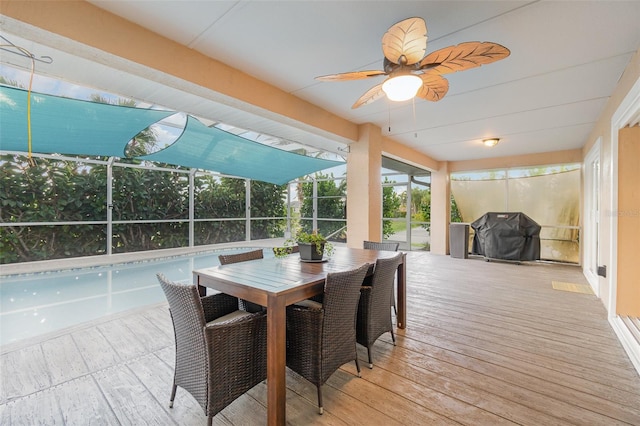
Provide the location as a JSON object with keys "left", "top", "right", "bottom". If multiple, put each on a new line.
{"left": 2, "top": 1, "right": 640, "bottom": 165}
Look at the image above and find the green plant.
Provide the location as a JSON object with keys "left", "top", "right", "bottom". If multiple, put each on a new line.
{"left": 299, "top": 172, "right": 346, "bottom": 240}
{"left": 276, "top": 229, "right": 335, "bottom": 258}
{"left": 272, "top": 245, "right": 298, "bottom": 258}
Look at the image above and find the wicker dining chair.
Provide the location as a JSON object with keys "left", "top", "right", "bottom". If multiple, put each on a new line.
{"left": 356, "top": 252, "right": 404, "bottom": 368}
{"left": 363, "top": 240, "right": 400, "bottom": 252}
{"left": 363, "top": 240, "right": 400, "bottom": 314}
{"left": 218, "top": 249, "right": 265, "bottom": 312}
{"left": 156, "top": 273, "right": 267, "bottom": 426}
{"left": 218, "top": 248, "right": 264, "bottom": 265}
{"left": 286, "top": 263, "right": 370, "bottom": 415}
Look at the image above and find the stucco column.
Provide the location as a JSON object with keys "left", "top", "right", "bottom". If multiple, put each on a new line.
{"left": 346, "top": 123, "right": 382, "bottom": 248}
{"left": 430, "top": 162, "right": 450, "bottom": 255}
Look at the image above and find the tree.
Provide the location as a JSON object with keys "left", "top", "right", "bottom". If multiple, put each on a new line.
{"left": 1, "top": 155, "right": 289, "bottom": 263}
{"left": 250, "top": 180, "right": 287, "bottom": 239}
{"left": 418, "top": 190, "right": 431, "bottom": 232}
{"left": 451, "top": 195, "right": 463, "bottom": 223}
{"left": 0, "top": 154, "right": 109, "bottom": 262}
{"left": 382, "top": 178, "right": 402, "bottom": 238}
{"left": 299, "top": 173, "right": 346, "bottom": 240}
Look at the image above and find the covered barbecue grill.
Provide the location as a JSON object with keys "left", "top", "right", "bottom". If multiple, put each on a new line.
{"left": 471, "top": 212, "right": 541, "bottom": 261}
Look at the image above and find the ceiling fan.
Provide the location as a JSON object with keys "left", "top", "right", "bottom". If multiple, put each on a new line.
{"left": 316, "top": 17, "right": 510, "bottom": 109}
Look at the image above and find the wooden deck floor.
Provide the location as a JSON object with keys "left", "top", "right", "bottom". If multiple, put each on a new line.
{"left": 1, "top": 252, "right": 639, "bottom": 425}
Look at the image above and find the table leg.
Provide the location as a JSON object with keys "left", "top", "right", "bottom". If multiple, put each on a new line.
{"left": 267, "top": 294, "right": 286, "bottom": 426}
{"left": 396, "top": 253, "right": 407, "bottom": 329}
{"left": 194, "top": 274, "right": 206, "bottom": 297}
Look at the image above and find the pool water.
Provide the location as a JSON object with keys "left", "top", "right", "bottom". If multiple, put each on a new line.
{"left": 0, "top": 248, "right": 270, "bottom": 346}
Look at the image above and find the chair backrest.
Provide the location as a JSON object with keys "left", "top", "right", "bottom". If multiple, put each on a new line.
{"left": 156, "top": 273, "right": 208, "bottom": 404}
{"left": 320, "top": 263, "right": 370, "bottom": 372}
{"left": 363, "top": 240, "right": 400, "bottom": 252}
{"left": 218, "top": 249, "right": 265, "bottom": 312}
{"left": 218, "top": 248, "right": 264, "bottom": 265}
{"left": 157, "top": 273, "right": 207, "bottom": 338}
{"left": 370, "top": 252, "right": 403, "bottom": 308}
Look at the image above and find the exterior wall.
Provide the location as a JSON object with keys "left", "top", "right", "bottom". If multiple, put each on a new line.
{"left": 346, "top": 124, "right": 383, "bottom": 248}
{"left": 617, "top": 126, "right": 640, "bottom": 316}
{"left": 582, "top": 46, "right": 640, "bottom": 313}
{"left": 430, "top": 163, "right": 450, "bottom": 255}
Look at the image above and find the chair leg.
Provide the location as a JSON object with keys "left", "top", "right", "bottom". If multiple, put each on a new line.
{"left": 355, "top": 354, "right": 362, "bottom": 378}
{"left": 317, "top": 385, "right": 324, "bottom": 415}
{"left": 390, "top": 328, "right": 396, "bottom": 346}
{"left": 207, "top": 415, "right": 213, "bottom": 426}
{"left": 367, "top": 347, "right": 373, "bottom": 369}
{"left": 169, "top": 383, "right": 177, "bottom": 408}
{"left": 391, "top": 285, "right": 397, "bottom": 316}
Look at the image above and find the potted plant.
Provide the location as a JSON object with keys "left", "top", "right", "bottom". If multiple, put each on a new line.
{"left": 297, "top": 230, "right": 334, "bottom": 261}
{"left": 276, "top": 229, "right": 334, "bottom": 261}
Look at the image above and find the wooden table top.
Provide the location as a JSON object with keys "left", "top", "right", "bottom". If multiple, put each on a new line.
{"left": 194, "top": 247, "right": 400, "bottom": 298}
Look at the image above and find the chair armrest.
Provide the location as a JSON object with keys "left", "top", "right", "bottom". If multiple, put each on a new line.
{"left": 201, "top": 293, "right": 240, "bottom": 322}
{"left": 204, "top": 311, "right": 268, "bottom": 387}
{"left": 286, "top": 305, "right": 323, "bottom": 370}
{"left": 286, "top": 305, "right": 323, "bottom": 338}
{"left": 204, "top": 311, "right": 267, "bottom": 346}
{"left": 204, "top": 310, "right": 265, "bottom": 331}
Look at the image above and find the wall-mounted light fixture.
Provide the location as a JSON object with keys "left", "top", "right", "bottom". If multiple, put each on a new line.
{"left": 482, "top": 138, "right": 500, "bottom": 147}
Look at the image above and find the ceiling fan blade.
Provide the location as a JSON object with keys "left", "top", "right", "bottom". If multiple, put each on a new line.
{"left": 382, "top": 17, "right": 427, "bottom": 65}
{"left": 419, "top": 41, "right": 510, "bottom": 74}
{"left": 316, "top": 70, "right": 386, "bottom": 81}
{"left": 416, "top": 72, "right": 449, "bottom": 102}
{"left": 352, "top": 83, "right": 385, "bottom": 109}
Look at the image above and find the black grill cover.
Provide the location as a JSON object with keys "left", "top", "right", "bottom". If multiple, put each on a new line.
{"left": 471, "top": 212, "right": 541, "bottom": 261}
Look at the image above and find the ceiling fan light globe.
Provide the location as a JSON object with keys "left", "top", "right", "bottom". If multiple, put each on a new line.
{"left": 382, "top": 75, "right": 423, "bottom": 102}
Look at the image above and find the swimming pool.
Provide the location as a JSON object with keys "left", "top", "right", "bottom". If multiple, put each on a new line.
{"left": 0, "top": 248, "right": 271, "bottom": 346}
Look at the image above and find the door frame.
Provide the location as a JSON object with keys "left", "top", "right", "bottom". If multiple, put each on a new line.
{"left": 583, "top": 139, "right": 601, "bottom": 294}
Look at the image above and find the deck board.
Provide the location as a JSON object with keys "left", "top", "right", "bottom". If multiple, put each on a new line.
{"left": 40, "top": 334, "right": 89, "bottom": 386}
{"left": 71, "top": 327, "right": 122, "bottom": 372}
{"left": 94, "top": 364, "right": 177, "bottom": 425}
{"left": 0, "top": 344, "right": 51, "bottom": 404}
{"left": 55, "top": 376, "right": 120, "bottom": 425}
{"left": 1, "top": 252, "right": 639, "bottom": 425}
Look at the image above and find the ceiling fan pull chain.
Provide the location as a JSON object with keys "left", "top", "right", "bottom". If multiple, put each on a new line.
{"left": 388, "top": 103, "right": 391, "bottom": 133}
{"left": 413, "top": 98, "right": 417, "bottom": 138}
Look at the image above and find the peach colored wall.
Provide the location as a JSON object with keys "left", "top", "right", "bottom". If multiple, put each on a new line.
{"left": 581, "top": 47, "right": 640, "bottom": 313}
{"left": 430, "top": 164, "right": 451, "bottom": 255}
{"left": 381, "top": 138, "right": 441, "bottom": 171}
{"left": 616, "top": 126, "right": 640, "bottom": 316}
{"left": 346, "top": 124, "right": 383, "bottom": 248}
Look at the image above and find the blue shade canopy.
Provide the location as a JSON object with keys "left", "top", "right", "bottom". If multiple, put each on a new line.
{"left": 140, "top": 116, "right": 344, "bottom": 185}
{"left": 0, "top": 86, "right": 344, "bottom": 185}
{"left": 0, "top": 85, "right": 174, "bottom": 157}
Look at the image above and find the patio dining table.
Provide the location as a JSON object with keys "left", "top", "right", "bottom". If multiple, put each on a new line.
{"left": 193, "top": 246, "right": 406, "bottom": 426}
